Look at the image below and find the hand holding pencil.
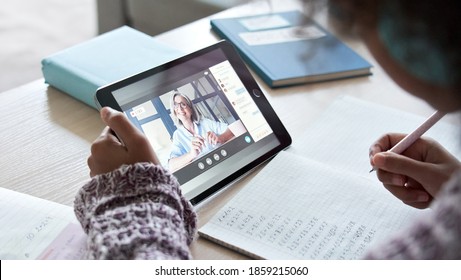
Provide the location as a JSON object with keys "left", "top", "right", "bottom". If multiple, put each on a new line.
{"left": 369, "top": 111, "right": 461, "bottom": 209}
{"left": 369, "top": 111, "right": 446, "bottom": 172}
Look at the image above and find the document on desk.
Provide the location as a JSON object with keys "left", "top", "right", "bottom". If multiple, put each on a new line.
{"left": 0, "top": 188, "right": 86, "bottom": 259}
{"left": 199, "top": 96, "right": 459, "bottom": 259}
{"left": 199, "top": 151, "right": 428, "bottom": 259}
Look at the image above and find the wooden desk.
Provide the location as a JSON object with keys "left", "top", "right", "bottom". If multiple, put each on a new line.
{"left": 0, "top": 0, "right": 444, "bottom": 259}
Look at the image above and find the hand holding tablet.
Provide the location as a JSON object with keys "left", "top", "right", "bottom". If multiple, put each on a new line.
{"left": 88, "top": 107, "right": 160, "bottom": 177}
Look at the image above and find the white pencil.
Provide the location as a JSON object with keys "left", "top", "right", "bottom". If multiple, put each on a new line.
{"left": 370, "top": 110, "right": 446, "bottom": 172}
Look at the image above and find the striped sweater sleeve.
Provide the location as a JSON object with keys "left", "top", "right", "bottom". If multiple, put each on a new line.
{"left": 74, "top": 163, "right": 197, "bottom": 259}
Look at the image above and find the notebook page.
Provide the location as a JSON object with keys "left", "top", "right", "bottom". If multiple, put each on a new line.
{"left": 0, "top": 188, "right": 86, "bottom": 259}
{"left": 289, "top": 96, "right": 461, "bottom": 177}
{"left": 199, "top": 151, "right": 427, "bottom": 259}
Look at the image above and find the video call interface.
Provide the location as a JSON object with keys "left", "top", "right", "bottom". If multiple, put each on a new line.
{"left": 112, "top": 49, "right": 280, "bottom": 200}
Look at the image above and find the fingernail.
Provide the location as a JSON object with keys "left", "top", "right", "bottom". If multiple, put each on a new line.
{"left": 392, "top": 175, "right": 406, "bottom": 186}
{"left": 101, "top": 107, "right": 113, "bottom": 121}
{"left": 416, "top": 193, "right": 429, "bottom": 202}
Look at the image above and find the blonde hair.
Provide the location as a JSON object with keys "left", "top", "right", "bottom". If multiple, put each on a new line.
{"left": 170, "top": 91, "right": 202, "bottom": 127}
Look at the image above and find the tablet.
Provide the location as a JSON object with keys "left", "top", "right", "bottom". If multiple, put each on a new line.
{"left": 95, "top": 40, "right": 291, "bottom": 205}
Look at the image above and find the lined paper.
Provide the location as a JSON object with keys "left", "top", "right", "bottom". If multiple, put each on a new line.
{"left": 199, "top": 151, "right": 427, "bottom": 259}
{"left": 0, "top": 188, "right": 86, "bottom": 259}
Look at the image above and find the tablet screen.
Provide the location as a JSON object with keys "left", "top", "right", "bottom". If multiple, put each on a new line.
{"left": 96, "top": 41, "right": 291, "bottom": 204}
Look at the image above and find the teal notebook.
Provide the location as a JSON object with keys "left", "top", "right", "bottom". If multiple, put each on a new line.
{"left": 41, "top": 26, "right": 182, "bottom": 109}
{"left": 210, "top": 10, "right": 372, "bottom": 87}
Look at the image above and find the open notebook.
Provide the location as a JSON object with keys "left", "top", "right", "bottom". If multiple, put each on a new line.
{"left": 198, "top": 96, "right": 460, "bottom": 259}
{"left": 0, "top": 188, "right": 86, "bottom": 259}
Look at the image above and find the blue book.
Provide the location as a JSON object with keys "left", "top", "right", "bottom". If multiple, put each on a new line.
{"left": 210, "top": 11, "right": 372, "bottom": 87}
{"left": 41, "top": 26, "right": 182, "bottom": 109}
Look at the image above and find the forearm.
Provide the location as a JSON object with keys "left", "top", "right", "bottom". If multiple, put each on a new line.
{"left": 218, "top": 128, "right": 235, "bottom": 143}
{"left": 74, "top": 163, "right": 197, "bottom": 260}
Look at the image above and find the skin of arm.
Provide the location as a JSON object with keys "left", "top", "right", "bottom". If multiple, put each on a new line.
{"left": 207, "top": 128, "right": 234, "bottom": 145}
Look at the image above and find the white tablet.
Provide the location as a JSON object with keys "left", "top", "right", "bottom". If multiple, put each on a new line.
{"left": 96, "top": 40, "right": 291, "bottom": 204}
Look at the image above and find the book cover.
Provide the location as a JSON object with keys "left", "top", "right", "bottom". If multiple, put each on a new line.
{"left": 41, "top": 26, "right": 183, "bottom": 109}
{"left": 210, "top": 10, "right": 372, "bottom": 87}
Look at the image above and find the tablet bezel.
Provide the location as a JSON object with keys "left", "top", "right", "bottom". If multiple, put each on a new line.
{"left": 95, "top": 40, "right": 291, "bottom": 205}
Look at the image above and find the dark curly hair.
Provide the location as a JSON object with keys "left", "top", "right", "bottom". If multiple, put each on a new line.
{"left": 302, "top": 0, "right": 461, "bottom": 90}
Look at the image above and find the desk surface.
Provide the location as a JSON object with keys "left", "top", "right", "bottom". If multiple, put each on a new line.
{"left": 0, "top": 0, "right": 444, "bottom": 259}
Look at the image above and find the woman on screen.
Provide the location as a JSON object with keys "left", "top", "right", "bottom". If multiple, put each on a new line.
{"left": 168, "top": 91, "right": 235, "bottom": 171}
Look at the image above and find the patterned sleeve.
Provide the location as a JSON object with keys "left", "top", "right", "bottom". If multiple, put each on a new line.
{"left": 364, "top": 172, "right": 461, "bottom": 259}
{"left": 74, "top": 162, "right": 197, "bottom": 260}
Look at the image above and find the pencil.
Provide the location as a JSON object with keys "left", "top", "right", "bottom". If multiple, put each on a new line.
{"left": 369, "top": 110, "right": 446, "bottom": 172}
